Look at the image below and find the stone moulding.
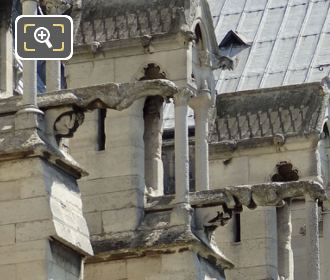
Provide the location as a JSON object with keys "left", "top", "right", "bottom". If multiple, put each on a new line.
{"left": 40, "top": 79, "right": 179, "bottom": 111}
{"left": 146, "top": 180, "right": 327, "bottom": 212}
{"left": 0, "top": 79, "right": 178, "bottom": 115}
{"left": 89, "top": 224, "right": 234, "bottom": 270}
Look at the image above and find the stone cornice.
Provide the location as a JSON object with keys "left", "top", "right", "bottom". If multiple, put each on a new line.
{"left": 89, "top": 225, "right": 234, "bottom": 270}
{"left": 0, "top": 80, "right": 178, "bottom": 115}
{"left": 146, "top": 181, "right": 327, "bottom": 212}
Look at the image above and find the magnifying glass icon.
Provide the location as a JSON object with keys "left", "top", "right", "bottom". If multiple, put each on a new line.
{"left": 34, "top": 27, "right": 53, "bottom": 49}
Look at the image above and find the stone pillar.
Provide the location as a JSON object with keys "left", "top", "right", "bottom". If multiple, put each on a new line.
{"left": 0, "top": 14, "right": 13, "bottom": 97}
{"left": 144, "top": 96, "right": 164, "bottom": 196}
{"left": 170, "top": 88, "right": 193, "bottom": 227}
{"left": 277, "top": 200, "right": 294, "bottom": 280}
{"left": 321, "top": 203, "right": 330, "bottom": 280}
{"left": 21, "top": 0, "right": 38, "bottom": 106}
{"left": 173, "top": 88, "right": 192, "bottom": 205}
{"left": 305, "top": 194, "right": 320, "bottom": 280}
{"left": 189, "top": 84, "right": 212, "bottom": 191}
{"left": 44, "top": 3, "right": 62, "bottom": 93}
{"left": 46, "top": 61, "right": 61, "bottom": 91}
{"left": 16, "top": 0, "right": 44, "bottom": 130}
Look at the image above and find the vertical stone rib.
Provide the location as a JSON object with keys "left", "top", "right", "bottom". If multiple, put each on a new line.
{"left": 189, "top": 91, "right": 212, "bottom": 192}
{"left": 277, "top": 200, "right": 294, "bottom": 280}
{"left": 21, "top": 0, "right": 38, "bottom": 107}
{"left": 173, "top": 88, "right": 192, "bottom": 204}
{"left": 305, "top": 194, "right": 320, "bottom": 280}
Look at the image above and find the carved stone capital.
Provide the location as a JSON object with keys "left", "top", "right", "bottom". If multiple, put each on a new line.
{"left": 189, "top": 93, "right": 212, "bottom": 111}
{"left": 173, "top": 87, "right": 194, "bottom": 106}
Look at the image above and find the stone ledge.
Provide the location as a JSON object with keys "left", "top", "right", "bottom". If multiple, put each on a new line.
{"left": 88, "top": 224, "right": 234, "bottom": 270}
{"left": 0, "top": 128, "right": 86, "bottom": 178}
{"left": 209, "top": 133, "right": 319, "bottom": 153}
{"left": 146, "top": 181, "right": 327, "bottom": 212}
{"left": 0, "top": 80, "right": 178, "bottom": 115}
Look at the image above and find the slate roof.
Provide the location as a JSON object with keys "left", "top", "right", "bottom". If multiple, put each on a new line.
{"left": 209, "top": 82, "right": 328, "bottom": 143}
{"left": 164, "top": 0, "right": 330, "bottom": 132}
{"left": 209, "top": 0, "right": 330, "bottom": 93}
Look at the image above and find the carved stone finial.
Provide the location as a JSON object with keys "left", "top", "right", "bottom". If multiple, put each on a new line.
{"left": 140, "top": 64, "right": 167, "bottom": 81}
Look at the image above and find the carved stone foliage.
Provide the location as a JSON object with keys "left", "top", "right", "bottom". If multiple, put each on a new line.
{"left": 140, "top": 63, "right": 167, "bottom": 81}
{"left": 40, "top": 0, "right": 73, "bottom": 15}
{"left": 54, "top": 109, "right": 84, "bottom": 140}
{"left": 272, "top": 161, "right": 299, "bottom": 182}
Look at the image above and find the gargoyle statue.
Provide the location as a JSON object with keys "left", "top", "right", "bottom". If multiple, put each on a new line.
{"left": 204, "top": 209, "right": 232, "bottom": 240}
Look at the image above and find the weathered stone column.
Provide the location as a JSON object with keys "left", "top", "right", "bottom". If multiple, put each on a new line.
{"left": 305, "top": 194, "right": 320, "bottom": 280}
{"left": 277, "top": 199, "right": 294, "bottom": 280}
{"left": 170, "top": 88, "right": 193, "bottom": 227}
{"left": 16, "top": 0, "right": 44, "bottom": 130}
{"left": 21, "top": 0, "right": 38, "bottom": 106}
{"left": 46, "top": 61, "right": 61, "bottom": 91}
{"left": 46, "top": 58, "right": 65, "bottom": 148}
{"left": 189, "top": 84, "right": 212, "bottom": 191}
{"left": 144, "top": 96, "right": 164, "bottom": 196}
{"left": 174, "top": 88, "right": 192, "bottom": 205}
{"left": 322, "top": 204, "right": 330, "bottom": 280}
{"left": 0, "top": 14, "right": 13, "bottom": 97}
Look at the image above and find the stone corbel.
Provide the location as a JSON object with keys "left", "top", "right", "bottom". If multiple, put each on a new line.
{"left": 44, "top": 106, "right": 84, "bottom": 145}
{"left": 54, "top": 109, "right": 84, "bottom": 139}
